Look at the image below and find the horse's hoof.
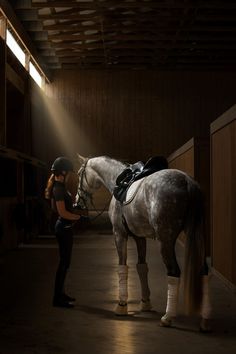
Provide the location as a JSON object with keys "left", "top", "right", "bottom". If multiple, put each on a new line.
{"left": 140, "top": 299, "right": 152, "bottom": 312}
{"left": 200, "top": 318, "right": 212, "bottom": 333}
{"left": 115, "top": 303, "right": 128, "bottom": 316}
{"left": 160, "top": 314, "right": 172, "bottom": 327}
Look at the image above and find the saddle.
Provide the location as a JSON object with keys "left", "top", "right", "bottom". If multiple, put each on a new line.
{"left": 113, "top": 156, "right": 168, "bottom": 203}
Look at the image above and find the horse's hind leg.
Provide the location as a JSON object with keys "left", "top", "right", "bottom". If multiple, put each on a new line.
{"left": 132, "top": 236, "right": 152, "bottom": 311}
{"left": 159, "top": 239, "right": 181, "bottom": 327}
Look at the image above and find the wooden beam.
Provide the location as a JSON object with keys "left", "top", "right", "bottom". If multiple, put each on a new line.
{"left": 24, "top": 21, "right": 43, "bottom": 31}
{"left": 38, "top": 13, "right": 101, "bottom": 21}
{"left": 0, "top": 12, "right": 6, "bottom": 39}
{"left": 48, "top": 41, "right": 236, "bottom": 50}
{"left": 42, "top": 22, "right": 236, "bottom": 33}
{"left": 30, "top": 1, "right": 236, "bottom": 10}
{"left": 14, "top": 9, "right": 39, "bottom": 21}
{"left": 57, "top": 54, "right": 236, "bottom": 63}
{"left": 46, "top": 48, "right": 236, "bottom": 58}
{"left": 47, "top": 33, "right": 236, "bottom": 42}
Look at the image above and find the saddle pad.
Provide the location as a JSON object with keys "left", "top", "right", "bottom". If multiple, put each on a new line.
{"left": 123, "top": 177, "right": 145, "bottom": 205}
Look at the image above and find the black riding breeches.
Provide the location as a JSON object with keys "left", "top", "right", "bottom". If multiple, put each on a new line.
{"left": 54, "top": 219, "right": 73, "bottom": 300}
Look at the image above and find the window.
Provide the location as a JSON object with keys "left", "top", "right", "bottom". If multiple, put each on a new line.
{"left": 29, "top": 61, "right": 42, "bottom": 87}
{"left": 6, "top": 29, "right": 25, "bottom": 67}
{"left": 1, "top": 10, "right": 47, "bottom": 88}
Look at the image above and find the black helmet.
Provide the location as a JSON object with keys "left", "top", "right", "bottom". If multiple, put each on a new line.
{"left": 51, "top": 157, "right": 74, "bottom": 173}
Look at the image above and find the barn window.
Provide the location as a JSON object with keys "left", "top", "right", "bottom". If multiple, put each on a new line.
{"left": 6, "top": 29, "right": 25, "bottom": 67}
{"left": 29, "top": 61, "right": 42, "bottom": 88}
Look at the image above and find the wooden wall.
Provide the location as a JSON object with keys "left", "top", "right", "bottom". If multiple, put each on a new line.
{"left": 0, "top": 38, "right": 48, "bottom": 252}
{"left": 211, "top": 105, "right": 236, "bottom": 288}
{"left": 168, "top": 137, "right": 210, "bottom": 255}
{"left": 31, "top": 69, "right": 236, "bottom": 165}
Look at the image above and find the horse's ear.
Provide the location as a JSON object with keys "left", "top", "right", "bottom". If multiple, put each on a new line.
{"left": 76, "top": 153, "right": 86, "bottom": 166}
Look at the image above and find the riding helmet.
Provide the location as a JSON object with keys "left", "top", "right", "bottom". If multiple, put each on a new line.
{"left": 51, "top": 157, "right": 74, "bottom": 173}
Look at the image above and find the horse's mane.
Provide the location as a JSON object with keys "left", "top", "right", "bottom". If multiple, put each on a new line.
{"left": 92, "top": 155, "right": 126, "bottom": 168}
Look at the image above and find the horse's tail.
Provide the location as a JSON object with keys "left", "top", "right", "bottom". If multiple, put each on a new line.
{"left": 184, "top": 177, "right": 206, "bottom": 314}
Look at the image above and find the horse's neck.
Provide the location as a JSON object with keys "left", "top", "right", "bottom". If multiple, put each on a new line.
{"left": 89, "top": 157, "right": 125, "bottom": 193}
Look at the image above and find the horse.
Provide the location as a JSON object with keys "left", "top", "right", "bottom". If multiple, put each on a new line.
{"left": 76, "top": 155, "right": 211, "bottom": 332}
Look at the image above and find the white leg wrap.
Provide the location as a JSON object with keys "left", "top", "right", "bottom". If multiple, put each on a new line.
{"left": 165, "top": 276, "right": 180, "bottom": 317}
{"left": 118, "top": 265, "right": 128, "bottom": 303}
{"left": 201, "top": 275, "right": 211, "bottom": 319}
{"left": 136, "top": 263, "right": 151, "bottom": 301}
{"left": 161, "top": 276, "right": 180, "bottom": 326}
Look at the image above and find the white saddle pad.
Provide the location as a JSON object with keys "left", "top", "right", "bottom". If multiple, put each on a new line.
{"left": 123, "top": 177, "right": 145, "bottom": 205}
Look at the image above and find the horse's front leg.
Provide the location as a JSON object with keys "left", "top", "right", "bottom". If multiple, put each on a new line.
{"left": 114, "top": 231, "right": 129, "bottom": 315}
{"left": 132, "top": 235, "right": 152, "bottom": 312}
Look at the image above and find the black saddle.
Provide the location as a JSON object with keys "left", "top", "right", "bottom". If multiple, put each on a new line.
{"left": 113, "top": 156, "right": 168, "bottom": 203}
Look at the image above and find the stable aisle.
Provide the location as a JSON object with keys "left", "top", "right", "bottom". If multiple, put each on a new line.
{"left": 0, "top": 218, "right": 236, "bottom": 354}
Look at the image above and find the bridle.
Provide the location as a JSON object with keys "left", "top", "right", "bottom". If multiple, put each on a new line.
{"left": 76, "top": 159, "right": 110, "bottom": 221}
{"left": 77, "top": 159, "right": 93, "bottom": 209}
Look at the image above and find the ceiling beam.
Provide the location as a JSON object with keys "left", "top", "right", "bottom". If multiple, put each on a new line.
{"left": 38, "top": 48, "right": 236, "bottom": 57}
{"left": 42, "top": 22, "right": 236, "bottom": 33}
{"left": 15, "top": 9, "right": 39, "bottom": 20}
{"left": 47, "top": 32, "right": 236, "bottom": 41}
{"left": 23, "top": 20, "right": 43, "bottom": 31}
{"left": 47, "top": 41, "right": 236, "bottom": 50}
{"left": 27, "top": 1, "right": 236, "bottom": 10}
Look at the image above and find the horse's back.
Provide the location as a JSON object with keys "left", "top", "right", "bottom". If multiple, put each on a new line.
{"left": 113, "top": 169, "right": 194, "bottom": 236}
{"left": 142, "top": 168, "right": 193, "bottom": 197}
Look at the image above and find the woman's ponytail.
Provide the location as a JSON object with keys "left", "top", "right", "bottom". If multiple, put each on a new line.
{"left": 45, "top": 174, "right": 55, "bottom": 200}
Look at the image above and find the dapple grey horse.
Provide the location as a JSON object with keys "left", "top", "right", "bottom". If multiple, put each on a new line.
{"left": 76, "top": 155, "right": 211, "bottom": 332}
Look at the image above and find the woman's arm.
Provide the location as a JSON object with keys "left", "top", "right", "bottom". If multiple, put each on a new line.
{"left": 56, "top": 201, "right": 81, "bottom": 221}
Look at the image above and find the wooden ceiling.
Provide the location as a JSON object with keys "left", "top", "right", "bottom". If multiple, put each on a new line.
{"left": 10, "top": 0, "right": 236, "bottom": 70}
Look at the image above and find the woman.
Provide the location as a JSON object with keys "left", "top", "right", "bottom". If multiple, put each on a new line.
{"left": 45, "top": 156, "right": 82, "bottom": 308}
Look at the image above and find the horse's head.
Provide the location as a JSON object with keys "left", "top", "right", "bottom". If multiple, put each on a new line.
{"left": 75, "top": 154, "right": 102, "bottom": 210}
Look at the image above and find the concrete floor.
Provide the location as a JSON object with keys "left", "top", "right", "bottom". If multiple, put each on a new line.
{"left": 0, "top": 214, "right": 236, "bottom": 354}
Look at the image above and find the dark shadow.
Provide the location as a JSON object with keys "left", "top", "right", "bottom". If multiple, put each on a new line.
{"left": 171, "top": 316, "right": 236, "bottom": 337}
{"left": 75, "top": 305, "right": 236, "bottom": 336}
{"left": 75, "top": 304, "right": 161, "bottom": 322}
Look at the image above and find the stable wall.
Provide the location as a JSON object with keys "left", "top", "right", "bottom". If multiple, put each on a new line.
{"left": 31, "top": 69, "right": 236, "bottom": 165}
{"left": 168, "top": 137, "right": 210, "bottom": 255}
{"left": 211, "top": 105, "right": 236, "bottom": 288}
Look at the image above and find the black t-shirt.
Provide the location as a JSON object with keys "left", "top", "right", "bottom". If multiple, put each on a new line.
{"left": 52, "top": 181, "right": 73, "bottom": 223}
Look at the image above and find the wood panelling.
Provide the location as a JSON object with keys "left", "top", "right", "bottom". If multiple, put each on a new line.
{"left": 168, "top": 137, "right": 210, "bottom": 255}
{"left": 0, "top": 37, "right": 6, "bottom": 146}
{"left": 0, "top": 147, "right": 47, "bottom": 252}
{"left": 32, "top": 70, "right": 236, "bottom": 165}
{"left": 0, "top": 198, "right": 19, "bottom": 251}
{"left": 6, "top": 64, "right": 24, "bottom": 94}
{"left": 211, "top": 105, "right": 236, "bottom": 286}
{"left": 6, "top": 81, "right": 25, "bottom": 151}
{"left": 168, "top": 141, "right": 195, "bottom": 177}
